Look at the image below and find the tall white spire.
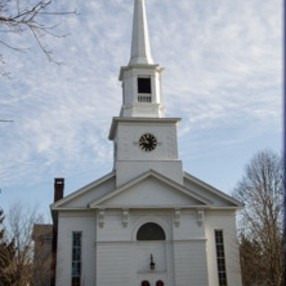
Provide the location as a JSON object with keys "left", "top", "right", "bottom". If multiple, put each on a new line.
{"left": 118, "top": 0, "right": 164, "bottom": 118}
{"left": 129, "top": 0, "right": 154, "bottom": 65}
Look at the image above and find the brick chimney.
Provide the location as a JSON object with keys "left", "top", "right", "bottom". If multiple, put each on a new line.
{"left": 51, "top": 178, "right": 64, "bottom": 286}
{"left": 54, "top": 178, "right": 64, "bottom": 202}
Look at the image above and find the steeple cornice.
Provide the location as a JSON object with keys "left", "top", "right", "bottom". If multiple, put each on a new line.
{"left": 118, "top": 64, "right": 162, "bottom": 81}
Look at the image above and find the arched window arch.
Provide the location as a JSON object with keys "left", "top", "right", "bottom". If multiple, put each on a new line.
{"left": 137, "top": 222, "right": 166, "bottom": 241}
{"left": 141, "top": 280, "right": 150, "bottom": 286}
{"left": 156, "top": 280, "right": 164, "bottom": 286}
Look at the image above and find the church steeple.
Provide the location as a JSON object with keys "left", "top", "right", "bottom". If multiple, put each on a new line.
{"left": 119, "top": 0, "right": 164, "bottom": 118}
{"left": 129, "top": 0, "right": 153, "bottom": 65}
{"left": 109, "top": 0, "right": 182, "bottom": 186}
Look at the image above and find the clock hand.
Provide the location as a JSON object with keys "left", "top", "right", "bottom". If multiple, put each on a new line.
{"left": 142, "top": 135, "right": 149, "bottom": 144}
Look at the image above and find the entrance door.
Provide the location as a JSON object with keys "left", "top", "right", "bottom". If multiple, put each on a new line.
{"left": 140, "top": 280, "right": 165, "bottom": 286}
{"left": 136, "top": 223, "right": 167, "bottom": 286}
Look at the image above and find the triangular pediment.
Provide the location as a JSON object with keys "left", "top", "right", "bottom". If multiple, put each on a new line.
{"left": 89, "top": 170, "right": 209, "bottom": 208}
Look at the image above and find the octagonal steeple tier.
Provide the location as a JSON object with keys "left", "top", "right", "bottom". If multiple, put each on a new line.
{"left": 119, "top": 0, "right": 165, "bottom": 118}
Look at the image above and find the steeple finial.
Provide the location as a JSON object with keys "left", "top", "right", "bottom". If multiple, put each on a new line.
{"left": 129, "top": 0, "right": 154, "bottom": 65}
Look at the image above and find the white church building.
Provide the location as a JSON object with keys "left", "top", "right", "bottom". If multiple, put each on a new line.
{"left": 51, "top": 1, "right": 243, "bottom": 285}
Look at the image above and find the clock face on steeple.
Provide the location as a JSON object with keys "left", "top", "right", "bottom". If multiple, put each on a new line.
{"left": 139, "top": 133, "right": 157, "bottom": 152}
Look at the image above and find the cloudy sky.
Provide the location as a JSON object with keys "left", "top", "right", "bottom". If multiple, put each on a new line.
{"left": 0, "top": 0, "right": 282, "bottom": 219}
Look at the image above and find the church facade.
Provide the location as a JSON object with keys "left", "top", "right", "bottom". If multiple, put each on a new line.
{"left": 51, "top": 1, "right": 242, "bottom": 285}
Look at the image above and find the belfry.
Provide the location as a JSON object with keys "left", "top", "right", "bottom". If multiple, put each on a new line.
{"left": 51, "top": 1, "right": 243, "bottom": 285}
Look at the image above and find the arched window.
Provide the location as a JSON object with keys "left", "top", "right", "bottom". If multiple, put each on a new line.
{"left": 156, "top": 280, "right": 164, "bottom": 286}
{"left": 141, "top": 280, "right": 150, "bottom": 286}
{"left": 137, "top": 223, "right": 166, "bottom": 241}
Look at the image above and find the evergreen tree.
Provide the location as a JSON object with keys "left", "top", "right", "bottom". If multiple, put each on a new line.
{"left": 0, "top": 208, "right": 16, "bottom": 285}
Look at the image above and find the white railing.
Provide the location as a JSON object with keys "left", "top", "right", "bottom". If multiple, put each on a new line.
{"left": 138, "top": 95, "right": 151, "bottom": 103}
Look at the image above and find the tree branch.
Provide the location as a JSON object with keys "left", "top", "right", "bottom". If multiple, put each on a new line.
{"left": 0, "top": 0, "right": 77, "bottom": 75}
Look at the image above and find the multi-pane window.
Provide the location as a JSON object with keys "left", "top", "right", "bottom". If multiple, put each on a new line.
{"left": 215, "top": 230, "right": 227, "bottom": 286}
{"left": 72, "top": 232, "right": 82, "bottom": 286}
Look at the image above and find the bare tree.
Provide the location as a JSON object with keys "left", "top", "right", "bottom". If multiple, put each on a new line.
{"left": 5, "top": 202, "right": 44, "bottom": 286}
{"left": 234, "top": 150, "right": 283, "bottom": 286}
{"left": 0, "top": 0, "right": 76, "bottom": 76}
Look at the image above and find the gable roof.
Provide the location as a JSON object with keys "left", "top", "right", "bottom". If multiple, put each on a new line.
{"left": 183, "top": 172, "right": 243, "bottom": 208}
{"left": 51, "top": 171, "right": 116, "bottom": 209}
{"left": 50, "top": 169, "right": 242, "bottom": 212}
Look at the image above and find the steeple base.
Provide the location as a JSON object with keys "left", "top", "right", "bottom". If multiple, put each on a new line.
{"left": 120, "top": 103, "right": 165, "bottom": 118}
{"left": 115, "top": 160, "right": 183, "bottom": 187}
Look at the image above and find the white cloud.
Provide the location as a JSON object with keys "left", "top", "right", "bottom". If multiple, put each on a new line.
{"left": 0, "top": 0, "right": 282, "bottom": 211}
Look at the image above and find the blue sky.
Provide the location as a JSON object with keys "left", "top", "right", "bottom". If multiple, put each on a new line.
{"left": 0, "top": 0, "right": 282, "bottom": 220}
